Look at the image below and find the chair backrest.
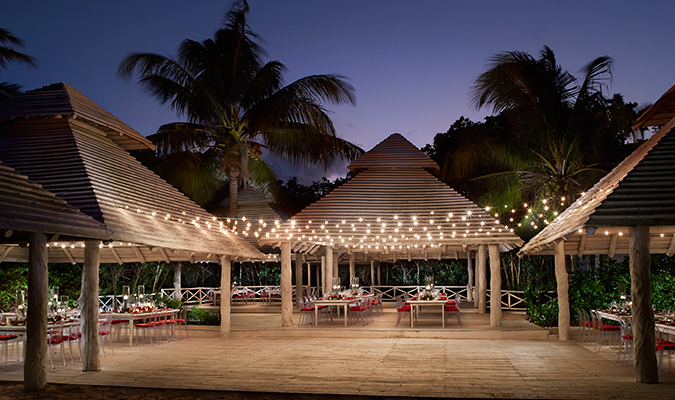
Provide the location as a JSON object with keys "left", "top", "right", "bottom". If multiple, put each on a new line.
{"left": 396, "top": 296, "right": 403, "bottom": 308}
{"left": 618, "top": 317, "right": 632, "bottom": 338}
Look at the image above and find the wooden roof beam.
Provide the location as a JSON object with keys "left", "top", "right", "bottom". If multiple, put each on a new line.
{"left": 667, "top": 234, "right": 675, "bottom": 257}
{"left": 0, "top": 246, "right": 13, "bottom": 263}
{"left": 187, "top": 251, "right": 195, "bottom": 263}
{"left": 158, "top": 247, "right": 171, "bottom": 263}
{"left": 61, "top": 246, "right": 76, "bottom": 265}
{"left": 109, "top": 246, "right": 123, "bottom": 265}
{"left": 132, "top": 246, "right": 146, "bottom": 263}
{"left": 577, "top": 234, "right": 587, "bottom": 257}
{"left": 608, "top": 235, "right": 619, "bottom": 258}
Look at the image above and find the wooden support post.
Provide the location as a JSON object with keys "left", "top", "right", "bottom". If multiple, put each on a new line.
{"left": 219, "top": 255, "right": 231, "bottom": 336}
{"left": 333, "top": 252, "right": 339, "bottom": 279}
{"left": 295, "top": 252, "right": 303, "bottom": 308}
{"left": 80, "top": 240, "right": 101, "bottom": 371}
{"left": 306, "top": 261, "right": 311, "bottom": 296}
{"left": 489, "top": 244, "right": 502, "bottom": 327}
{"left": 24, "top": 232, "right": 48, "bottom": 393}
{"left": 280, "top": 242, "right": 293, "bottom": 327}
{"left": 349, "top": 253, "right": 355, "bottom": 283}
{"left": 477, "top": 244, "right": 487, "bottom": 314}
{"left": 467, "top": 250, "right": 474, "bottom": 303}
{"left": 173, "top": 263, "right": 182, "bottom": 300}
{"left": 370, "top": 259, "right": 375, "bottom": 293}
{"left": 629, "top": 226, "right": 658, "bottom": 383}
{"left": 321, "top": 255, "right": 327, "bottom": 295}
{"left": 377, "top": 262, "right": 381, "bottom": 285}
{"left": 554, "top": 241, "right": 570, "bottom": 341}
{"left": 326, "top": 246, "right": 334, "bottom": 288}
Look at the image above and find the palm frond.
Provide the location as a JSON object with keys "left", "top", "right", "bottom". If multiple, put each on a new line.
{"left": 0, "top": 28, "right": 37, "bottom": 70}
{"left": 148, "top": 122, "right": 213, "bottom": 156}
{"left": 151, "top": 150, "right": 223, "bottom": 206}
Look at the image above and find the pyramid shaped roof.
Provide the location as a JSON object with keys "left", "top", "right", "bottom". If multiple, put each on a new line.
{"left": 348, "top": 133, "right": 439, "bottom": 174}
{"left": 520, "top": 93, "right": 675, "bottom": 257}
{"left": 0, "top": 83, "right": 155, "bottom": 151}
{"left": 0, "top": 83, "right": 263, "bottom": 264}
{"left": 259, "top": 134, "right": 523, "bottom": 260}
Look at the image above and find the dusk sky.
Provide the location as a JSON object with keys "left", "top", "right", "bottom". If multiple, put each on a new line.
{"left": 3, "top": 0, "right": 674, "bottom": 182}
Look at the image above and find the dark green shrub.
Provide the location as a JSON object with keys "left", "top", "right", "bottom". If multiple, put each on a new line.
{"left": 187, "top": 307, "right": 220, "bottom": 325}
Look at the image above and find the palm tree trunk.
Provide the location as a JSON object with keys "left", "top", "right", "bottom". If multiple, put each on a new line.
{"left": 229, "top": 169, "right": 239, "bottom": 218}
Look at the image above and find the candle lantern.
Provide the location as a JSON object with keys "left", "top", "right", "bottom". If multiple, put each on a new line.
{"left": 137, "top": 285, "right": 145, "bottom": 305}
{"left": 122, "top": 285, "right": 130, "bottom": 309}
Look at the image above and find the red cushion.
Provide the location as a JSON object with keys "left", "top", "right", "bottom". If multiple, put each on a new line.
{"left": 317, "top": 305, "right": 328, "bottom": 309}
{"left": 623, "top": 335, "right": 633, "bottom": 340}
{"left": 47, "top": 338, "right": 63, "bottom": 345}
{"left": 300, "top": 307, "right": 315, "bottom": 312}
{"left": 656, "top": 339, "right": 675, "bottom": 350}
{"left": 444, "top": 305, "right": 459, "bottom": 312}
{"left": 350, "top": 306, "right": 367, "bottom": 312}
{"left": 135, "top": 323, "right": 154, "bottom": 327}
{"left": 99, "top": 330, "right": 110, "bottom": 336}
{"left": 173, "top": 318, "right": 186, "bottom": 323}
{"left": 397, "top": 306, "right": 411, "bottom": 312}
{"left": 445, "top": 300, "right": 456, "bottom": 305}
{"left": 111, "top": 320, "right": 126, "bottom": 325}
{"left": 0, "top": 334, "right": 18, "bottom": 340}
{"left": 599, "top": 324, "right": 620, "bottom": 331}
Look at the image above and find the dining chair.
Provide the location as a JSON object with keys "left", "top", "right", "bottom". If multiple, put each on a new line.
{"left": 298, "top": 297, "right": 315, "bottom": 327}
{"left": 61, "top": 320, "right": 82, "bottom": 364}
{"left": 590, "top": 310, "right": 620, "bottom": 351}
{"left": 395, "top": 296, "right": 412, "bottom": 327}
{"left": 616, "top": 317, "right": 633, "bottom": 364}
{"left": 349, "top": 298, "right": 370, "bottom": 326}
{"left": 47, "top": 320, "right": 67, "bottom": 368}
{"left": 173, "top": 308, "right": 189, "bottom": 339}
{"left": 134, "top": 310, "right": 158, "bottom": 346}
{"left": 99, "top": 315, "right": 114, "bottom": 356}
{"left": 0, "top": 334, "right": 19, "bottom": 363}
{"left": 656, "top": 325, "right": 675, "bottom": 374}
{"left": 444, "top": 294, "right": 462, "bottom": 327}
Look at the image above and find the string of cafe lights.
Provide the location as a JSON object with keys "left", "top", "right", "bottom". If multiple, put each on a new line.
{"left": 482, "top": 192, "right": 584, "bottom": 231}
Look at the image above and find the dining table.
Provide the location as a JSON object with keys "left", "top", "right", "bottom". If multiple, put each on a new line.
{"left": 312, "top": 295, "right": 372, "bottom": 327}
{"left": 596, "top": 309, "right": 675, "bottom": 336}
{"left": 406, "top": 298, "right": 450, "bottom": 328}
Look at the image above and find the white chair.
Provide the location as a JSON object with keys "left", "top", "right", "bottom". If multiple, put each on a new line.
{"left": 134, "top": 311, "right": 158, "bottom": 346}
{"left": 616, "top": 317, "right": 633, "bottom": 364}
{"left": 0, "top": 334, "right": 19, "bottom": 363}
{"left": 99, "top": 315, "right": 114, "bottom": 356}
{"left": 395, "top": 296, "right": 412, "bottom": 327}
{"left": 47, "top": 320, "right": 67, "bottom": 368}
{"left": 298, "top": 298, "right": 315, "bottom": 326}
{"left": 656, "top": 325, "right": 675, "bottom": 374}
{"left": 443, "top": 294, "right": 462, "bottom": 327}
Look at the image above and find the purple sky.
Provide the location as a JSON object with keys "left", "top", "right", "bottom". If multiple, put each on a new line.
{"left": 3, "top": 0, "right": 674, "bottom": 183}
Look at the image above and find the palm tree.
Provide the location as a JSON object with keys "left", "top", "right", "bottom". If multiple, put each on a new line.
{"left": 0, "top": 28, "right": 37, "bottom": 99}
{"left": 440, "top": 46, "right": 637, "bottom": 231}
{"left": 118, "top": 1, "right": 361, "bottom": 217}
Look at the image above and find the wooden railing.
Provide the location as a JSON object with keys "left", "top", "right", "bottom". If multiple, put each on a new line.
{"left": 161, "top": 285, "right": 528, "bottom": 310}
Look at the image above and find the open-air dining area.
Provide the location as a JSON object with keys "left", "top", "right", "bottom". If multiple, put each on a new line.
{"left": 2, "top": 2, "right": 675, "bottom": 399}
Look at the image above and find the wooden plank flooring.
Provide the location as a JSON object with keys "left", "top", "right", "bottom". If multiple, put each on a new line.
{"left": 1, "top": 310, "right": 674, "bottom": 399}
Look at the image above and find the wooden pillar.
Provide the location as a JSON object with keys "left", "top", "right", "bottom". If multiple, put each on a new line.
{"left": 477, "top": 244, "right": 487, "bottom": 314}
{"left": 333, "top": 252, "right": 339, "bottom": 279}
{"left": 80, "top": 240, "right": 101, "bottom": 371}
{"left": 554, "top": 241, "right": 570, "bottom": 341}
{"left": 489, "top": 244, "right": 502, "bottom": 327}
{"left": 294, "top": 253, "right": 303, "bottom": 308}
{"left": 321, "top": 255, "right": 327, "bottom": 295}
{"left": 24, "top": 232, "right": 48, "bottom": 392}
{"left": 219, "top": 255, "right": 231, "bottom": 336}
{"left": 629, "top": 226, "right": 658, "bottom": 383}
{"left": 377, "top": 262, "right": 381, "bottom": 285}
{"left": 370, "top": 259, "right": 375, "bottom": 293}
{"left": 467, "top": 250, "right": 474, "bottom": 303}
{"left": 326, "top": 246, "right": 334, "bottom": 288}
{"left": 307, "top": 261, "right": 311, "bottom": 296}
{"left": 349, "top": 254, "right": 355, "bottom": 283}
{"left": 173, "top": 263, "right": 182, "bottom": 301}
{"left": 280, "top": 242, "right": 293, "bottom": 326}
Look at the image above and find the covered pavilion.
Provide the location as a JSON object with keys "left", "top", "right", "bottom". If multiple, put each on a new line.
{"left": 519, "top": 83, "right": 675, "bottom": 383}
{"left": 0, "top": 83, "right": 262, "bottom": 391}
{"left": 257, "top": 133, "right": 523, "bottom": 327}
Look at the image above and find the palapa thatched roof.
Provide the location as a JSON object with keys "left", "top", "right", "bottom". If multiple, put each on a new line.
{"left": 0, "top": 83, "right": 263, "bottom": 264}
{"left": 258, "top": 133, "right": 523, "bottom": 262}
{"left": 520, "top": 84, "right": 675, "bottom": 257}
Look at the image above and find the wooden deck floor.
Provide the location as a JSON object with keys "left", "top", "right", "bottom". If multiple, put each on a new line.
{"left": 1, "top": 307, "right": 674, "bottom": 399}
